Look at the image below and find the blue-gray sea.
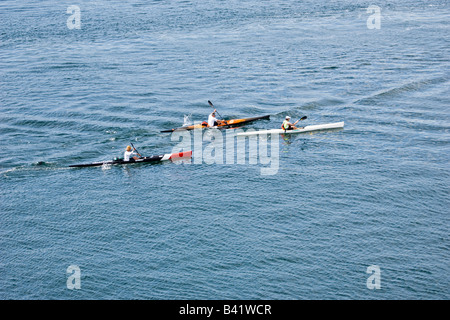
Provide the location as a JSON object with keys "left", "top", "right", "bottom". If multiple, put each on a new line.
{"left": 1, "top": 0, "right": 449, "bottom": 300}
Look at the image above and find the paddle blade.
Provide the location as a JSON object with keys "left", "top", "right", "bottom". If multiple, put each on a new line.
{"left": 208, "top": 100, "right": 214, "bottom": 107}
{"left": 300, "top": 116, "right": 307, "bottom": 121}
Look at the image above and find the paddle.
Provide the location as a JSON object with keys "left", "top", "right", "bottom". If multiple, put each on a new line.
{"left": 294, "top": 116, "right": 307, "bottom": 124}
{"left": 207, "top": 100, "right": 224, "bottom": 120}
{"left": 130, "top": 142, "right": 143, "bottom": 158}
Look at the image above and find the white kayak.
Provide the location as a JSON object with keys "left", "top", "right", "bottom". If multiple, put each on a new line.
{"left": 236, "top": 121, "right": 344, "bottom": 136}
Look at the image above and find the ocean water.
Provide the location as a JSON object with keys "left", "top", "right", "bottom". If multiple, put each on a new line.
{"left": 0, "top": 0, "right": 449, "bottom": 300}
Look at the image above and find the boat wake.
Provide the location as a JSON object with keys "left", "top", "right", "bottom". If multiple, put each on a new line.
{"left": 182, "top": 114, "right": 193, "bottom": 127}
{"left": 354, "top": 76, "right": 448, "bottom": 105}
{"left": 273, "top": 97, "right": 346, "bottom": 120}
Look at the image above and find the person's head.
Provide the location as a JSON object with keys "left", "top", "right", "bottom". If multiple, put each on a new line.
{"left": 285, "top": 116, "right": 291, "bottom": 121}
{"left": 212, "top": 112, "right": 216, "bottom": 117}
{"left": 126, "top": 145, "right": 132, "bottom": 151}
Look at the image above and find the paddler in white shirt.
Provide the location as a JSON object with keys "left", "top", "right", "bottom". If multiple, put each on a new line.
{"left": 208, "top": 110, "right": 224, "bottom": 127}
{"left": 124, "top": 145, "right": 139, "bottom": 161}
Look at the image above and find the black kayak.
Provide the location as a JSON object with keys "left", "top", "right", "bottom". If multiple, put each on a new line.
{"left": 69, "top": 151, "right": 192, "bottom": 168}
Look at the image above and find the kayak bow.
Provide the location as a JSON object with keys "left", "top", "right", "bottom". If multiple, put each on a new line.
{"left": 69, "top": 151, "right": 192, "bottom": 168}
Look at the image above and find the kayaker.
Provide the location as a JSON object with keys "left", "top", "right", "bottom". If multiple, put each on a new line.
{"left": 124, "top": 145, "right": 139, "bottom": 161}
{"left": 282, "top": 116, "right": 301, "bottom": 130}
{"left": 208, "top": 110, "right": 220, "bottom": 127}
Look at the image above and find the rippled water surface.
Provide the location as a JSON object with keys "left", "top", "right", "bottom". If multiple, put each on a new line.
{"left": 1, "top": 0, "right": 449, "bottom": 299}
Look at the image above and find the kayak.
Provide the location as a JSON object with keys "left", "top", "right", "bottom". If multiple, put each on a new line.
{"left": 160, "top": 115, "right": 270, "bottom": 133}
{"left": 69, "top": 151, "right": 192, "bottom": 168}
{"left": 236, "top": 122, "right": 344, "bottom": 137}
